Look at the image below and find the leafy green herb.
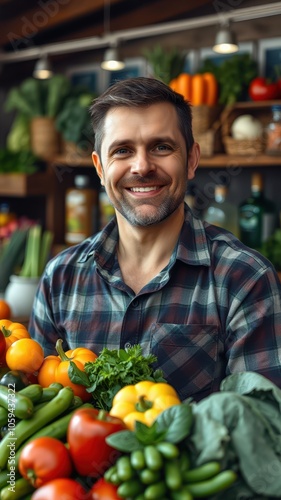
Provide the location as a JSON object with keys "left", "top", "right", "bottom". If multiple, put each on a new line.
{"left": 19, "top": 224, "right": 53, "bottom": 278}
{"left": 199, "top": 54, "right": 258, "bottom": 105}
{"left": 106, "top": 404, "right": 193, "bottom": 453}
{"left": 143, "top": 44, "right": 186, "bottom": 84}
{"left": 69, "top": 344, "right": 166, "bottom": 411}
{"left": 155, "top": 402, "right": 193, "bottom": 443}
{"left": 0, "top": 149, "right": 38, "bottom": 174}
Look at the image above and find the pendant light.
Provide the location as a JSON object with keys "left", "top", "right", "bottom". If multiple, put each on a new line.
{"left": 33, "top": 53, "right": 53, "bottom": 79}
{"left": 101, "top": 0, "right": 125, "bottom": 71}
{"left": 212, "top": 21, "right": 239, "bottom": 54}
{"left": 101, "top": 42, "right": 125, "bottom": 70}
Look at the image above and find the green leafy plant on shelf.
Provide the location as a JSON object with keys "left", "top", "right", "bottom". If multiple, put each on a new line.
{"left": 5, "top": 75, "right": 95, "bottom": 149}
{"left": 199, "top": 53, "right": 258, "bottom": 105}
{"left": 19, "top": 225, "right": 53, "bottom": 278}
{"left": 143, "top": 44, "right": 186, "bottom": 84}
{"left": 55, "top": 92, "right": 94, "bottom": 146}
{"left": 0, "top": 225, "right": 53, "bottom": 294}
{"left": 0, "top": 149, "right": 38, "bottom": 174}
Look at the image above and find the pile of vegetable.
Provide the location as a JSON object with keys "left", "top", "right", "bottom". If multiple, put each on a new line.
{"left": 169, "top": 72, "right": 218, "bottom": 106}
{"left": 1, "top": 321, "right": 281, "bottom": 498}
{"left": 199, "top": 54, "right": 258, "bottom": 105}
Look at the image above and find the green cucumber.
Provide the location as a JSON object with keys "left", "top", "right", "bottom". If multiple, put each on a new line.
{"left": 10, "top": 402, "right": 93, "bottom": 472}
{"left": 0, "top": 477, "right": 34, "bottom": 500}
{"left": 18, "top": 384, "right": 43, "bottom": 403}
{"left": 0, "top": 386, "right": 73, "bottom": 470}
{"left": 0, "top": 384, "right": 34, "bottom": 419}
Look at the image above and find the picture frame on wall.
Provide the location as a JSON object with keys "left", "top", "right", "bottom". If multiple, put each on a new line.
{"left": 66, "top": 58, "right": 148, "bottom": 96}
{"left": 259, "top": 37, "right": 281, "bottom": 79}
{"left": 66, "top": 63, "right": 104, "bottom": 95}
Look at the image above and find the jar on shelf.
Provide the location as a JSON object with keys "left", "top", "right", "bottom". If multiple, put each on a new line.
{"left": 266, "top": 105, "right": 281, "bottom": 155}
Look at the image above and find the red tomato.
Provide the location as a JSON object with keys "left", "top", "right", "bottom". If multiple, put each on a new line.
{"left": 31, "top": 478, "right": 89, "bottom": 500}
{"left": 249, "top": 77, "right": 280, "bottom": 101}
{"left": 90, "top": 478, "right": 121, "bottom": 500}
{"left": 19, "top": 437, "right": 73, "bottom": 488}
{"left": 67, "top": 407, "right": 126, "bottom": 477}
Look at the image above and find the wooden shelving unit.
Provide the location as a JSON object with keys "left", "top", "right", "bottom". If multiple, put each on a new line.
{"left": 1, "top": 100, "right": 281, "bottom": 246}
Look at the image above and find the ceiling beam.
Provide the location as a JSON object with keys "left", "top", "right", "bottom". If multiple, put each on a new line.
{"left": 46, "top": 0, "right": 212, "bottom": 45}
{"left": 0, "top": 0, "right": 122, "bottom": 48}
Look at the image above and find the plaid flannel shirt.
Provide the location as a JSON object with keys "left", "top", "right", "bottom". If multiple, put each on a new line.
{"left": 29, "top": 205, "right": 281, "bottom": 402}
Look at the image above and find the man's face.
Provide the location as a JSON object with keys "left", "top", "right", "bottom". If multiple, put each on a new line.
{"left": 92, "top": 102, "right": 199, "bottom": 227}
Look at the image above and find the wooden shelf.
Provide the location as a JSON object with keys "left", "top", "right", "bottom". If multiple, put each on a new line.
{"left": 0, "top": 172, "right": 53, "bottom": 196}
{"left": 199, "top": 154, "right": 281, "bottom": 168}
{"left": 52, "top": 154, "right": 93, "bottom": 167}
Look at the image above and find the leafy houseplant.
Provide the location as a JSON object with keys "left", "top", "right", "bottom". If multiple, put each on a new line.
{"left": 143, "top": 44, "right": 186, "bottom": 84}
{"left": 5, "top": 75, "right": 92, "bottom": 158}
{"left": 56, "top": 93, "right": 94, "bottom": 147}
{"left": 3, "top": 225, "right": 53, "bottom": 317}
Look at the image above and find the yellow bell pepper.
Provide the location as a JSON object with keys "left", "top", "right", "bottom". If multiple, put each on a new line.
{"left": 109, "top": 380, "right": 181, "bottom": 430}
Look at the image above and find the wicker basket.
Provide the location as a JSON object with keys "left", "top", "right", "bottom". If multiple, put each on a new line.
{"left": 194, "top": 119, "right": 223, "bottom": 157}
{"left": 192, "top": 105, "right": 222, "bottom": 136}
{"left": 221, "top": 104, "right": 267, "bottom": 156}
{"left": 30, "top": 117, "right": 60, "bottom": 159}
{"left": 223, "top": 136, "right": 265, "bottom": 156}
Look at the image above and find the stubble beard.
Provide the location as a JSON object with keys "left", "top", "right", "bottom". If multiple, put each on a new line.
{"left": 114, "top": 191, "right": 186, "bottom": 227}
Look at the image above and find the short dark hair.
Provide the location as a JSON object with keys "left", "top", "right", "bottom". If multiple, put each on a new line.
{"left": 89, "top": 76, "right": 194, "bottom": 157}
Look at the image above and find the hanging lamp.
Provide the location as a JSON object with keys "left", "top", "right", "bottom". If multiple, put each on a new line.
{"left": 101, "top": 0, "right": 125, "bottom": 71}
{"left": 33, "top": 54, "right": 53, "bottom": 79}
{"left": 212, "top": 22, "right": 239, "bottom": 54}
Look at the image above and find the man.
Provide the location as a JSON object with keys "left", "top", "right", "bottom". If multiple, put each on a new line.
{"left": 29, "top": 77, "right": 281, "bottom": 402}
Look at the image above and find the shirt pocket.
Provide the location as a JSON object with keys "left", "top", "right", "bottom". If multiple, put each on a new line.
{"left": 150, "top": 323, "right": 219, "bottom": 402}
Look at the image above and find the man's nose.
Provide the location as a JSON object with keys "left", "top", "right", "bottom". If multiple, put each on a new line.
{"left": 130, "top": 150, "right": 156, "bottom": 175}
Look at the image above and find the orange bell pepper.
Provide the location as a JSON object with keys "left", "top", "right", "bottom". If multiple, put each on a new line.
{"left": 0, "top": 319, "right": 30, "bottom": 353}
{"left": 37, "top": 339, "right": 97, "bottom": 401}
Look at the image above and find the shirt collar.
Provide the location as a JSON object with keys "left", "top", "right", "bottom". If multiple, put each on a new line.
{"left": 77, "top": 205, "right": 211, "bottom": 269}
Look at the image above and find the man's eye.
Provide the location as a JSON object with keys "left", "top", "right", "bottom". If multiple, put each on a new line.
{"left": 114, "top": 148, "right": 129, "bottom": 155}
{"left": 155, "top": 144, "right": 172, "bottom": 152}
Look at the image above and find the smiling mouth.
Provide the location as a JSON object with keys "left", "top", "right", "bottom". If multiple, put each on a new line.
{"left": 129, "top": 186, "right": 160, "bottom": 192}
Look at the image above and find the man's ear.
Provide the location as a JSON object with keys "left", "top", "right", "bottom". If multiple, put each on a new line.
{"left": 92, "top": 151, "right": 104, "bottom": 184}
{"left": 187, "top": 142, "right": 200, "bottom": 180}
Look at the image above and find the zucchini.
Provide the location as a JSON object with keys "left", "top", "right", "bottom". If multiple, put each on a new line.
{"left": 19, "top": 384, "right": 43, "bottom": 403}
{"left": 11, "top": 402, "right": 93, "bottom": 472}
{"left": 0, "top": 386, "right": 74, "bottom": 470}
{"left": 0, "top": 384, "right": 33, "bottom": 420}
{"left": 0, "top": 476, "right": 34, "bottom": 500}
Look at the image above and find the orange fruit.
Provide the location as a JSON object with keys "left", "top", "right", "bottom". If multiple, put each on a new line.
{"left": 0, "top": 300, "right": 11, "bottom": 320}
{"left": 6, "top": 338, "right": 44, "bottom": 373}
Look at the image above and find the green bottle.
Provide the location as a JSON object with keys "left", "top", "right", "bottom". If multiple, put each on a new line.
{"left": 238, "top": 173, "right": 277, "bottom": 249}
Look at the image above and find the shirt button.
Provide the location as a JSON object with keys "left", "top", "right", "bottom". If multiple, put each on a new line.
{"left": 131, "top": 299, "right": 139, "bottom": 307}
{"left": 124, "top": 342, "right": 132, "bottom": 349}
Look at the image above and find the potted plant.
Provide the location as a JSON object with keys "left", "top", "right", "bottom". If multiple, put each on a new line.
{"left": 55, "top": 92, "right": 94, "bottom": 156}
{"left": 5, "top": 75, "right": 72, "bottom": 159}
{"left": 143, "top": 44, "right": 186, "bottom": 84}
{"left": 2, "top": 225, "right": 53, "bottom": 317}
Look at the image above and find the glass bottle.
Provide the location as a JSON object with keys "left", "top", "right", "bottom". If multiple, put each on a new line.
{"left": 266, "top": 105, "right": 281, "bottom": 155}
{"left": 99, "top": 187, "right": 115, "bottom": 229}
{"left": 65, "top": 175, "right": 98, "bottom": 245}
{"left": 238, "top": 173, "right": 277, "bottom": 249}
{"left": 204, "top": 184, "right": 239, "bottom": 237}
